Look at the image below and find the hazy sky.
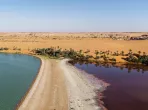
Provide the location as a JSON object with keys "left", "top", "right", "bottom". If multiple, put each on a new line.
{"left": 0, "top": 0, "right": 148, "bottom": 32}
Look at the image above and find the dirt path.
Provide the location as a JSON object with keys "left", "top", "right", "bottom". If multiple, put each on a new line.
{"left": 18, "top": 58, "right": 68, "bottom": 110}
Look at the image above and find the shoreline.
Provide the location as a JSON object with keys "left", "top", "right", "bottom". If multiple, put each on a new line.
{"left": 60, "top": 59, "right": 109, "bottom": 110}
{"left": 16, "top": 57, "right": 44, "bottom": 110}
{"left": 15, "top": 56, "right": 108, "bottom": 110}
{"left": 8, "top": 54, "right": 147, "bottom": 110}
{"left": 17, "top": 57, "right": 68, "bottom": 110}
{"left": 15, "top": 56, "right": 42, "bottom": 109}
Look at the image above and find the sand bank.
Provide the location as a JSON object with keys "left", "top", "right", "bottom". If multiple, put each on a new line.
{"left": 17, "top": 58, "right": 68, "bottom": 110}
{"left": 60, "top": 59, "right": 108, "bottom": 110}
{"left": 17, "top": 58, "right": 108, "bottom": 110}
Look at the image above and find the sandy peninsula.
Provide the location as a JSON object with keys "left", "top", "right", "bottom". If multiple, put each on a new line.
{"left": 17, "top": 58, "right": 68, "bottom": 110}
{"left": 17, "top": 57, "right": 107, "bottom": 110}
{"left": 0, "top": 32, "right": 147, "bottom": 109}
{"left": 60, "top": 59, "right": 108, "bottom": 110}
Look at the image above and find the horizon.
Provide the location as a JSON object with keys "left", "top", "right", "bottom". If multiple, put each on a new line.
{"left": 0, "top": 31, "right": 148, "bottom": 33}
{"left": 0, "top": 0, "right": 148, "bottom": 32}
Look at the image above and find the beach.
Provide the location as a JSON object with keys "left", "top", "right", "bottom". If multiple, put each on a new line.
{"left": 17, "top": 58, "right": 68, "bottom": 110}
{"left": 60, "top": 59, "right": 108, "bottom": 110}
{"left": 17, "top": 57, "right": 107, "bottom": 110}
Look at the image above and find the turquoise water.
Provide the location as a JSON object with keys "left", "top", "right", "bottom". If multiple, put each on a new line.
{"left": 0, "top": 53, "right": 41, "bottom": 110}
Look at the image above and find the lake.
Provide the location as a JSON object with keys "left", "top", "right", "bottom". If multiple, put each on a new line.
{"left": 71, "top": 61, "right": 148, "bottom": 110}
{"left": 0, "top": 53, "right": 40, "bottom": 110}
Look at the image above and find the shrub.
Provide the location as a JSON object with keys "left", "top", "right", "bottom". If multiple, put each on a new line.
{"left": 3, "top": 47, "right": 9, "bottom": 50}
{"left": 110, "top": 58, "right": 116, "bottom": 62}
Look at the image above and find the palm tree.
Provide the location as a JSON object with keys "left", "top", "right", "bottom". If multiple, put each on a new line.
{"left": 100, "top": 51, "right": 103, "bottom": 54}
{"left": 138, "top": 51, "right": 141, "bottom": 55}
{"left": 84, "top": 49, "right": 90, "bottom": 54}
{"left": 143, "top": 52, "right": 146, "bottom": 56}
{"left": 79, "top": 49, "right": 83, "bottom": 54}
{"left": 116, "top": 51, "right": 119, "bottom": 56}
{"left": 95, "top": 50, "right": 99, "bottom": 57}
{"left": 121, "top": 51, "right": 124, "bottom": 56}
{"left": 129, "top": 49, "right": 132, "bottom": 54}
{"left": 107, "top": 50, "right": 110, "bottom": 55}
{"left": 103, "top": 55, "right": 108, "bottom": 62}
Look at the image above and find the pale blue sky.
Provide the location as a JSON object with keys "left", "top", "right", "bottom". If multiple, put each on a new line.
{"left": 0, "top": 0, "right": 148, "bottom": 32}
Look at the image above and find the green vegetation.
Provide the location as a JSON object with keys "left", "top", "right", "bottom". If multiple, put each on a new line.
{"left": 13, "top": 46, "right": 21, "bottom": 51}
{"left": 124, "top": 51, "right": 148, "bottom": 65}
{"left": 0, "top": 46, "right": 147, "bottom": 65}
{"left": 32, "top": 47, "right": 112, "bottom": 64}
{"left": 32, "top": 47, "right": 148, "bottom": 66}
{"left": 0, "top": 47, "right": 9, "bottom": 51}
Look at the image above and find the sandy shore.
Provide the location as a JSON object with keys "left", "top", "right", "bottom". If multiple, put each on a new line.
{"left": 18, "top": 58, "right": 68, "bottom": 110}
{"left": 17, "top": 57, "right": 107, "bottom": 110}
{"left": 60, "top": 59, "right": 108, "bottom": 110}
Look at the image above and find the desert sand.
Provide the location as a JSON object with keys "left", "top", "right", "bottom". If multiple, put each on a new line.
{"left": 0, "top": 33, "right": 148, "bottom": 55}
